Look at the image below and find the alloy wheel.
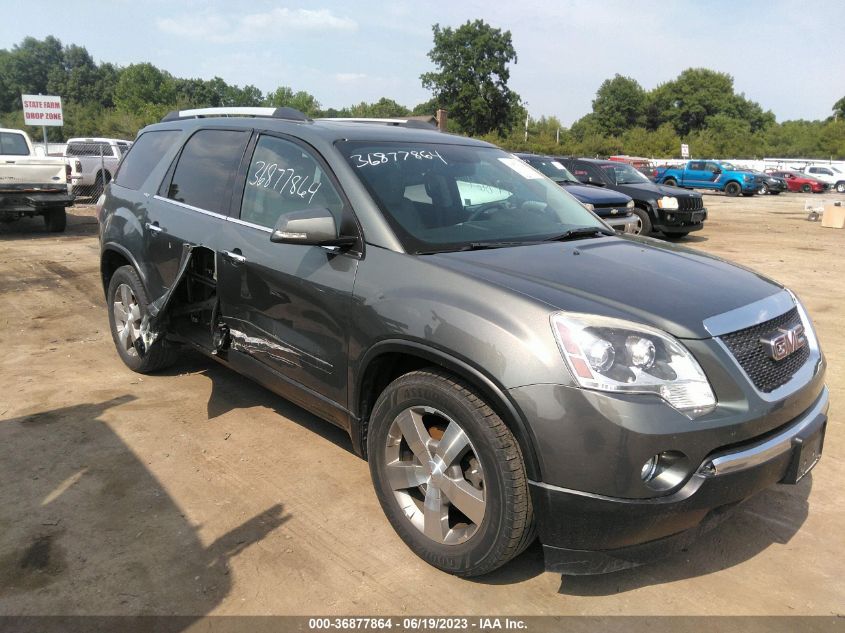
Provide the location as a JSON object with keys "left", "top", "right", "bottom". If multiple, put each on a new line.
{"left": 384, "top": 405, "right": 486, "bottom": 545}
{"left": 113, "top": 283, "right": 142, "bottom": 357}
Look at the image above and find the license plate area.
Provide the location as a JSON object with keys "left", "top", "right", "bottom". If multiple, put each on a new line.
{"left": 781, "top": 422, "right": 825, "bottom": 484}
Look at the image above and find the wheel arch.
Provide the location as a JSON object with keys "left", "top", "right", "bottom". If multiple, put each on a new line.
{"left": 352, "top": 340, "right": 541, "bottom": 480}
{"left": 100, "top": 243, "right": 145, "bottom": 299}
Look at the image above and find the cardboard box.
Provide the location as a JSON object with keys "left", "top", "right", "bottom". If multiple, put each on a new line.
{"left": 821, "top": 203, "right": 845, "bottom": 229}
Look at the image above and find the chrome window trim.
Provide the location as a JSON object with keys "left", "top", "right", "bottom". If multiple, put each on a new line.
{"left": 226, "top": 216, "right": 272, "bottom": 233}
{"left": 153, "top": 195, "right": 228, "bottom": 220}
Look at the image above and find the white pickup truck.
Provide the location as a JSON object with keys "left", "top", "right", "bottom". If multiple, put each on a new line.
{"left": 802, "top": 165, "right": 845, "bottom": 193}
{"left": 0, "top": 128, "right": 75, "bottom": 232}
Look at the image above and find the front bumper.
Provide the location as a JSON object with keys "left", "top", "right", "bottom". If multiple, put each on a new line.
{"left": 652, "top": 207, "right": 707, "bottom": 232}
{"left": 601, "top": 213, "right": 639, "bottom": 234}
{"left": 528, "top": 385, "right": 828, "bottom": 574}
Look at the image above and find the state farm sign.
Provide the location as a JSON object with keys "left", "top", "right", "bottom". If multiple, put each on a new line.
{"left": 22, "top": 94, "right": 64, "bottom": 126}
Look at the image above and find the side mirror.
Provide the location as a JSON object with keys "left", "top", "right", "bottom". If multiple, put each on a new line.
{"left": 270, "top": 207, "right": 355, "bottom": 247}
{"left": 587, "top": 177, "right": 605, "bottom": 186}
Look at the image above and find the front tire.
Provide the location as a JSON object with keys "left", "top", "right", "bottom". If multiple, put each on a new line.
{"left": 663, "top": 230, "right": 690, "bottom": 239}
{"left": 802, "top": 183, "right": 812, "bottom": 193}
{"left": 630, "top": 206, "right": 653, "bottom": 235}
{"left": 663, "top": 178, "right": 677, "bottom": 187}
{"left": 43, "top": 207, "right": 66, "bottom": 232}
{"left": 725, "top": 182, "right": 741, "bottom": 197}
{"left": 836, "top": 182, "right": 845, "bottom": 193}
{"left": 367, "top": 369, "right": 534, "bottom": 577}
{"left": 759, "top": 183, "right": 769, "bottom": 195}
{"left": 106, "top": 265, "right": 178, "bottom": 373}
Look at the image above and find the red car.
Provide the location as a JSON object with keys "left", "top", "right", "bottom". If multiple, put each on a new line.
{"left": 768, "top": 170, "right": 828, "bottom": 193}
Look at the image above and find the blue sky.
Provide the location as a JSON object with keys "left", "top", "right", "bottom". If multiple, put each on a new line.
{"left": 2, "top": 0, "right": 844, "bottom": 124}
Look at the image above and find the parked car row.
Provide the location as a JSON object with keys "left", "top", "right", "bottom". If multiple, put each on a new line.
{"left": 516, "top": 153, "right": 707, "bottom": 238}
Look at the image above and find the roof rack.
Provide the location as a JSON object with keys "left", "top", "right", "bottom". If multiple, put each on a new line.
{"left": 318, "top": 117, "right": 438, "bottom": 130}
{"left": 160, "top": 106, "right": 310, "bottom": 123}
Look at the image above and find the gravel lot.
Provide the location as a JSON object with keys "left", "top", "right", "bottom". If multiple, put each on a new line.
{"left": 0, "top": 192, "right": 842, "bottom": 617}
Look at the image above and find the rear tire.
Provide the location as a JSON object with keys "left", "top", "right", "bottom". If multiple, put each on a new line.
{"left": 43, "top": 207, "right": 66, "bottom": 232}
{"left": 742, "top": 192, "right": 755, "bottom": 197}
{"left": 367, "top": 368, "right": 535, "bottom": 577}
{"left": 106, "top": 265, "right": 179, "bottom": 373}
{"left": 663, "top": 230, "right": 690, "bottom": 239}
{"left": 725, "top": 182, "right": 741, "bottom": 197}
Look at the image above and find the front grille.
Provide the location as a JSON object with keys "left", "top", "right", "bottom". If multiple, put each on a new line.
{"left": 678, "top": 196, "right": 703, "bottom": 211}
{"left": 720, "top": 308, "right": 810, "bottom": 393}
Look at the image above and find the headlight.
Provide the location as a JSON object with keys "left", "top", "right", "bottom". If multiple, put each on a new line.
{"left": 656, "top": 196, "right": 679, "bottom": 210}
{"left": 583, "top": 203, "right": 595, "bottom": 212}
{"left": 550, "top": 312, "right": 716, "bottom": 418}
{"left": 626, "top": 200, "right": 635, "bottom": 208}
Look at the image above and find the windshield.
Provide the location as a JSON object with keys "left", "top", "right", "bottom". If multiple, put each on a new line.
{"left": 339, "top": 142, "right": 605, "bottom": 253}
{"left": 600, "top": 163, "right": 651, "bottom": 185}
{"left": 520, "top": 156, "right": 578, "bottom": 183}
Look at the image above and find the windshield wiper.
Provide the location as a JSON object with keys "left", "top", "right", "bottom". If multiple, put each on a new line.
{"left": 416, "top": 241, "right": 531, "bottom": 255}
{"left": 544, "top": 226, "right": 615, "bottom": 242}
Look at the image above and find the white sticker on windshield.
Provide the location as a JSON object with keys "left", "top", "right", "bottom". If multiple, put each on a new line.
{"left": 551, "top": 161, "right": 566, "bottom": 171}
{"left": 499, "top": 157, "right": 543, "bottom": 179}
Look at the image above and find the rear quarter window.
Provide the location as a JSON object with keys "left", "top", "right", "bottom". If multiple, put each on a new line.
{"left": 114, "top": 130, "right": 182, "bottom": 191}
{"left": 165, "top": 129, "right": 250, "bottom": 215}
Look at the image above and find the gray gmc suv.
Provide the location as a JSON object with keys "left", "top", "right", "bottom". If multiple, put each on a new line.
{"left": 98, "top": 107, "right": 828, "bottom": 577}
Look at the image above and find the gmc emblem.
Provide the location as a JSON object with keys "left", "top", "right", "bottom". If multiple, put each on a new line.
{"left": 760, "top": 324, "right": 806, "bottom": 362}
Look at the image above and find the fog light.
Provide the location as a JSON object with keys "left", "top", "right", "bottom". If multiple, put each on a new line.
{"left": 641, "top": 455, "right": 659, "bottom": 482}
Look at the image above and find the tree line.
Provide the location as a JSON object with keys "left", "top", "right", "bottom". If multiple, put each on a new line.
{"left": 1, "top": 32, "right": 844, "bottom": 160}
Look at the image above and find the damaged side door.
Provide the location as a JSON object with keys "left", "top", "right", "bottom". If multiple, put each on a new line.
{"left": 139, "top": 128, "right": 251, "bottom": 351}
{"left": 215, "top": 133, "right": 360, "bottom": 427}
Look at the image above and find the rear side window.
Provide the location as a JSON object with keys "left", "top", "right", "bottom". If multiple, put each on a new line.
{"left": 0, "top": 132, "right": 30, "bottom": 155}
{"left": 166, "top": 129, "right": 249, "bottom": 215}
{"left": 115, "top": 130, "right": 181, "bottom": 191}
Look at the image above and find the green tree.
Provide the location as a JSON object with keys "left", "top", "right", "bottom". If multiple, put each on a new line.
{"left": 591, "top": 74, "right": 646, "bottom": 136}
{"left": 647, "top": 68, "right": 773, "bottom": 136}
{"left": 833, "top": 97, "right": 845, "bottom": 121}
{"left": 265, "top": 86, "right": 321, "bottom": 116}
{"left": 420, "top": 20, "right": 521, "bottom": 136}
{"left": 348, "top": 97, "right": 410, "bottom": 118}
{"left": 114, "top": 63, "right": 176, "bottom": 114}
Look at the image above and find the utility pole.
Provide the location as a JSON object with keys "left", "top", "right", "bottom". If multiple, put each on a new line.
{"left": 524, "top": 102, "right": 529, "bottom": 143}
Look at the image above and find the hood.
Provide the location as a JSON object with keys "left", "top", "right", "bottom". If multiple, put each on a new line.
{"left": 429, "top": 236, "right": 782, "bottom": 339}
{"left": 558, "top": 182, "right": 631, "bottom": 205}
{"left": 613, "top": 182, "right": 701, "bottom": 200}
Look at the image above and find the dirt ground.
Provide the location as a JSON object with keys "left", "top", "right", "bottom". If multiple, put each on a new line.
{"left": 0, "top": 191, "right": 842, "bottom": 618}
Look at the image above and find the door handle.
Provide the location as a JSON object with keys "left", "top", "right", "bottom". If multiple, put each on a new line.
{"left": 222, "top": 250, "right": 246, "bottom": 265}
{"left": 145, "top": 221, "right": 163, "bottom": 234}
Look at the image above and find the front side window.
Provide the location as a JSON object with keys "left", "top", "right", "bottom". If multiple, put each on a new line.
{"left": 167, "top": 129, "right": 249, "bottom": 214}
{"left": 339, "top": 141, "right": 604, "bottom": 254}
{"left": 0, "top": 132, "right": 30, "bottom": 156}
{"left": 689, "top": 161, "right": 704, "bottom": 170}
{"left": 114, "top": 130, "right": 181, "bottom": 191}
{"left": 240, "top": 135, "right": 344, "bottom": 229}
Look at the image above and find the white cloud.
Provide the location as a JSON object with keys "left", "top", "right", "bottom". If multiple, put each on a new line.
{"left": 156, "top": 7, "right": 357, "bottom": 42}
